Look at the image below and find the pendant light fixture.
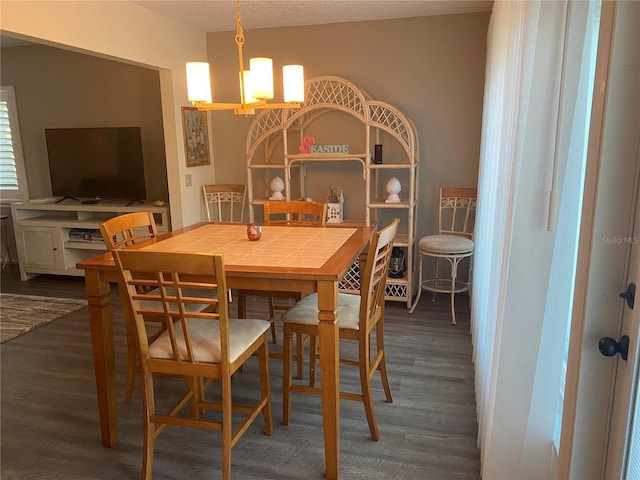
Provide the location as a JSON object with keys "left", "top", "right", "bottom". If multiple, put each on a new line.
{"left": 186, "top": 0, "right": 304, "bottom": 116}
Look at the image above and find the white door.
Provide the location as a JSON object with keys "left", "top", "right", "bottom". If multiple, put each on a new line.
{"left": 558, "top": 1, "right": 640, "bottom": 478}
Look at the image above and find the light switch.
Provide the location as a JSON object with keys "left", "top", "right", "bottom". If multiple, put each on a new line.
{"left": 185, "top": 174, "right": 192, "bottom": 187}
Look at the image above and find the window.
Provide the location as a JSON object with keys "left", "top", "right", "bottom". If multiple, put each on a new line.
{"left": 0, "top": 86, "right": 28, "bottom": 202}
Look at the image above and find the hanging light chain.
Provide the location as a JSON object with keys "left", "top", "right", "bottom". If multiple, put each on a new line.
{"left": 235, "top": 0, "right": 248, "bottom": 105}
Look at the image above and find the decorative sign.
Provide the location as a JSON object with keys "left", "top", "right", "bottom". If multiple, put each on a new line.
{"left": 299, "top": 136, "right": 349, "bottom": 155}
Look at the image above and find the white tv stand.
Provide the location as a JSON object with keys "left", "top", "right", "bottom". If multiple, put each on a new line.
{"left": 11, "top": 200, "right": 170, "bottom": 281}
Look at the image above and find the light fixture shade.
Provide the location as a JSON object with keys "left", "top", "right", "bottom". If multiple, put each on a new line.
{"left": 186, "top": 62, "right": 212, "bottom": 103}
{"left": 240, "top": 70, "right": 259, "bottom": 103}
{"left": 249, "top": 57, "right": 274, "bottom": 100}
{"left": 283, "top": 65, "right": 305, "bottom": 103}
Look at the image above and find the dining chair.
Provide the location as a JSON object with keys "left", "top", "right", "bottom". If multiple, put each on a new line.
{"left": 203, "top": 184, "right": 246, "bottom": 223}
{"left": 409, "top": 187, "right": 476, "bottom": 324}
{"left": 281, "top": 218, "right": 399, "bottom": 441}
{"left": 237, "top": 200, "right": 327, "bottom": 378}
{"left": 203, "top": 184, "right": 246, "bottom": 303}
{"left": 99, "top": 211, "right": 159, "bottom": 403}
{"left": 99, "top": 211, "right": 217, "bottom": 403}
{"left": 114, "top": 249, "right": 272, "bottom": 480}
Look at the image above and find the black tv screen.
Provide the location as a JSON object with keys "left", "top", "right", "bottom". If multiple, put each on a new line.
{"left": 45, "top": 127, "right": 147, "bottom": 201}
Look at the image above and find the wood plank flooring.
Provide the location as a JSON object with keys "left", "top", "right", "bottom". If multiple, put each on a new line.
{"left": 0, "top": 264, "right": 480, "bottom": 480}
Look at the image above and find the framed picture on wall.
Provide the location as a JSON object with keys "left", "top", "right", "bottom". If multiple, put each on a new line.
{"left": 181, "top": 106, "right": 210, "bottom": 167}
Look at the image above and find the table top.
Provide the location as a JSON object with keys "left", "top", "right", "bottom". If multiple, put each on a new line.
{"left": 141, "top": 223, "right": 356, "bottom": 269}
{"left": 77, "top": 222, "right": 374, "bottom": 284}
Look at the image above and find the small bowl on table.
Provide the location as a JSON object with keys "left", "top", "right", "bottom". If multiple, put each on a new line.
{"left": 247, "top": 223, "right": 262, "bottom": 241}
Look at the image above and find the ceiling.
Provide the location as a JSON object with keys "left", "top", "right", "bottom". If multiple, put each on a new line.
{"left": 132, "top": 0, "right": 493, "bottom": 32}
{"left": 1, "top": 0, "right": 493, "bottom": 47}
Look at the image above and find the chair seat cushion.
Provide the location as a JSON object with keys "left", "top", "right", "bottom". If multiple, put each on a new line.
{"left": 419, "top": 234, "right": 474, "bottom": 255}
{"left": 149, "top": 318, "right": 270, "bottom": 363}
{"left": 281, "top": 292, "right": 360, "bottom": 330}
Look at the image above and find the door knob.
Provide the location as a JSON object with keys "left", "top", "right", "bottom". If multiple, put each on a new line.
{"left": 598, "top": 335, "right": 629, "bottom": 361}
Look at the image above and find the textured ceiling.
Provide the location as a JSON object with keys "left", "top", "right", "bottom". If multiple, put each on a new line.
{"left": 133, "top": 0, "right": 493, "bottom": 32}
{"left": 1, "top": 0, "right": 493, "bottom": 47}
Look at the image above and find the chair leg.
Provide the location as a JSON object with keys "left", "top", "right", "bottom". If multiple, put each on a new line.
{"left": 309, "top": 335, "right": 318, "bottom": 388}
{"left": 268, "top": 297, "right": 277, "bottom": 344}
{"left": 222, "top": 375, "right": 233, "bottom": 480}
{"left": 431, "top": 257, "right": 438, "bottom": 302}
{"left": 359, "top": 335, "right": 380, "bottom": 441}
{"left": 449, "top": 257, "right": 462, "bottom": 325}
{"left": 376, "top": 320, "right": 393, "bottom": 403}
{"left": 141, "top": 372, "right": 155, "bottom": 480}
{"left": 409, "top": 252, "right": 423, "bottom": 314}
{"left": 258, "top": 340, "right": 273, "bottom": 435}
{"left": 282, "top": 327, "right": 293, "bottom": 425}
{"left": 295, "top": 333, "right": 305, "bottom": 378}
{"left": 117, "top": 282, "right": 137, "bottom": 403}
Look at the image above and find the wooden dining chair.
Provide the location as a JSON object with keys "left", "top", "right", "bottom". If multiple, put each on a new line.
{"left": 281, "top": 218, "right": 399, "bottom": 441}
{"left": 237, "top": 200, "right": 327, "bottom": 378}
{"left": 203, "top": 184, "right": 246, "bottom": 223}
{"left": 99, "top": 211, "right": 159, "bottom": 403}
{"left": 99, "top": 211, "right": 217, "bottom": 403}
{"left": 114, "top": 249, "right": 272, "bottom": 480}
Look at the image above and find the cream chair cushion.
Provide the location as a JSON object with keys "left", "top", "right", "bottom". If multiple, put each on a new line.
{"left": 282, "top": 292, "right": 360, "bottom": 330}
{"left": 149, "top": 318, "right": 270, "bottom": 363}
{"left": 419, "top": 234, "right": 474, "bottom": 255}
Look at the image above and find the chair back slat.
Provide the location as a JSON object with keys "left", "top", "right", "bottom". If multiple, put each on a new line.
{"left": 203, "top": 184, "right": 246, "bottom": 223}
{"left": 439, "top": 187, "right": 477, "bottom": 240}
{"left": 99, "top": 211, "right": 158, "bottom": 250}
{"left": 115, "top": 250, "right": 230, "bottom": 365}
{"left": 360, "top": 219, "right": 399, "bottom": 330}
{"left": 264, "top": 201, "right": 327, "bottom": 226}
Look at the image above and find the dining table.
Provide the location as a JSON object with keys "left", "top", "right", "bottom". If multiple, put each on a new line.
{"left": 76, "top": 221, "right": 374, "bottom": 480}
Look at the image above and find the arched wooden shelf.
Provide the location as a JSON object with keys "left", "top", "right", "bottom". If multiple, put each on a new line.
{"left": 246, "top": 76, "right": 419, "bottom": 307}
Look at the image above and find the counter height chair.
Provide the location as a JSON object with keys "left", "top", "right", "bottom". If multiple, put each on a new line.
{"left": 100, "top": 212, "right": 217, "bottom": 402}
{"left": 409, "top": 188, "right": 476, "bottom": 324}
{"left": 281, "top": 218, "right": 399, "bottom": 441}
{"left": 237, "top": 200, "right": 327, "bottom": 378}
{"left": 203, "top": 184, "right": 246, "bottom": 223}
{"left": 114, "top": 249, "right": 272, "bottom": 480}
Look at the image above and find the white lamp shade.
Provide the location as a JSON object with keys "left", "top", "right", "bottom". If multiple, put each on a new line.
{"left": 240, "top": 70, "right": 259, "bottom": 103}
{"left": 283, "top": 65, "right": 304, "bottom": 103}
{"left": 249, "top": 57, "right": 274, "bottom": 100}
{"left": 186, "top": 62, "right": 212, "bottom": 103}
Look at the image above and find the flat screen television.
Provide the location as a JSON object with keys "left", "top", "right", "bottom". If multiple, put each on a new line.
{"left": 45, "top": 127, "right": 147, "bottom": 203}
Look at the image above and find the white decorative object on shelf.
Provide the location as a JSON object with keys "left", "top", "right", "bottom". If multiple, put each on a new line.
{"left": 269, "top": 176, "right": 285, "bottom": 200}
{"left": 385, "top": 177, "right": 401, "bottom": 203}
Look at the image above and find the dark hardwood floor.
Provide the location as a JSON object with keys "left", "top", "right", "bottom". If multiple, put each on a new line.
{"left": 0, "top": 264, "right": 480, "bottom": 480}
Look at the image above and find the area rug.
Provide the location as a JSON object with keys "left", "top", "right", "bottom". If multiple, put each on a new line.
{"left": 0, "top": 293, "right": 86, "bottom": 343}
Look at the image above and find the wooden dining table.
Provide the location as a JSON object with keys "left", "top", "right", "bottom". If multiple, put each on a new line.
{"left": 77, "top": 221, "right": 374, "bottom": 480}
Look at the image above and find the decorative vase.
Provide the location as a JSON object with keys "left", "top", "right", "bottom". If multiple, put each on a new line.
{"left": 269, "top": 176, "right": 285, "bottom": 200}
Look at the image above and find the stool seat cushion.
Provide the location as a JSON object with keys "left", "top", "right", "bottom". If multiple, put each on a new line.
{"left": 419, "top": 234, "right": 474, "bottom": 255}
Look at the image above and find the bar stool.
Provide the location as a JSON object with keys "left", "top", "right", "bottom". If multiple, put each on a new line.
{"left": 409, "top": 188, "right": 477, "bottom": 324}
{"left": 1, "top": 214, "right": 11, "bottom": 270}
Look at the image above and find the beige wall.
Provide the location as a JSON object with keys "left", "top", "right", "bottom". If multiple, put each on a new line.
{"left": 1, "top": 0, "right": 212, "bottom": 229}
{"left": 0, "top": 45, "right": 168, "bottom": 201}
{"left": 206, "top": 13, "right": 489, "bottom": 238}
{"left": 1, "top": 1, "right": 488, "bottom": 238}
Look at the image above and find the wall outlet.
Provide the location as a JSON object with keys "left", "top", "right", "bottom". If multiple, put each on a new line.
{"left": 185, "top": 174, "right": 192, "bottom": 187}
